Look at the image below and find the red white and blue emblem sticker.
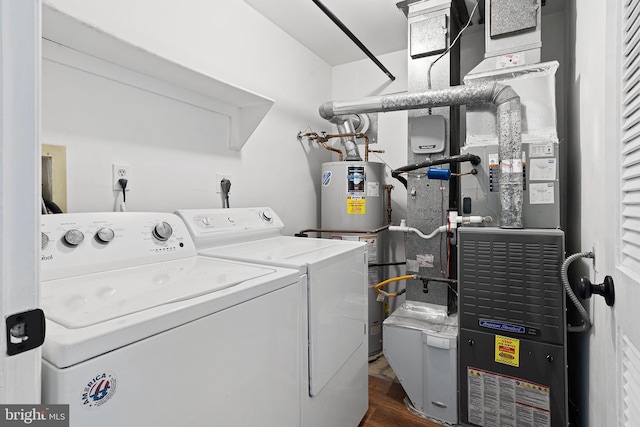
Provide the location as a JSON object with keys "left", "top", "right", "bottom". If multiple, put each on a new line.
{"left": 322, "top": 170, "right": 332, "bottom": 186}
{"left": 81, "top": 372, "right": 118, "bottom": 410}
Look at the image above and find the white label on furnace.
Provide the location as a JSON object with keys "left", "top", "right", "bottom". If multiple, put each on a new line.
{"left": 467, "top": 367, "right": 550, "bottom": 427}
{"left": 529, "top": 183, "right": 555, "bottom": 204}
{"left": 501, "top": 159, "right": 523, "bottom": 173}
{"left": 367, "top": 182, "right": 380, "bottom": 197}
{"left": 496, "top": 53, "right": 522, "bottom": 69}
{"left": 488, "top": 154, "right": 499, "bottom": 167}
{"left": 530, "top": 143, "right": 554, "bottom": 157}
{"left": 529, "top": 158, "right": 556, "bottom": 181}
{"left": 416, "top": 254, "right": 434, "bottom": 268}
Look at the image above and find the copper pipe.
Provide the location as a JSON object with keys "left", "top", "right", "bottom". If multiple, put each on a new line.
{"left": 299, "top": 131, "right": 383, "bottom": 162}
{"left": 298, "top": 132, "right": 343, "bottom": 160}
{"left": 318, "top": 140, "right": 343, "bottom": 160}
{"left": 297, "top": 223, "right": 391, "bottom": 237}
{"left": 324, "top": 132, "right": 374, "bottom": 161}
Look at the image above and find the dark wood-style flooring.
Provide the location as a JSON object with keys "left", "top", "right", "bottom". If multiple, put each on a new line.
{"left": 359, "top": 375, "right": 445, "bottom": 427}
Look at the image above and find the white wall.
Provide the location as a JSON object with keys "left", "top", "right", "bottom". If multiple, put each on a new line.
{"left": 567, "top": 1, "right": 618, "bottom": 425}
{"left": 42, "top": 0, "right": 333, "bottom": 235}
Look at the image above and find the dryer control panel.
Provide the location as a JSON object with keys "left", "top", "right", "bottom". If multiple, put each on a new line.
{"left": 41, "top": 212, "right": 197, "bottom": 281}
{"left": 175, "top": 207, "right": 285, "bottom": 249}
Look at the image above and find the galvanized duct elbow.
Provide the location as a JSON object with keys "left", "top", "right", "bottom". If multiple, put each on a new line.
{"left": 319, "top": 82, "right": 523, "bottom": 228}
{"left": 336, "top": 118, "right": 362, "bottom": 161}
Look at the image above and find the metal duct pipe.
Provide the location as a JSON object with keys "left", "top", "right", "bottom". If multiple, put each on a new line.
{"left": 332, "top": 116, "right": 363, "bottom": 161}
{"left": 319, "top": 82, "right": 523, "bottom": 228}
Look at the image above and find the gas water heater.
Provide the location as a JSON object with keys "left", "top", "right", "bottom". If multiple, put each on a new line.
{"left": 321, "top": 161, "right": 386, "bottom": 357}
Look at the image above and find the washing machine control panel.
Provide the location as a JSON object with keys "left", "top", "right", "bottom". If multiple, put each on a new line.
{"left": 175, "top": 207, "right": 285, "bottom": 248}
{"left": 41, "top": 212, "right": 198, "bottom": 281}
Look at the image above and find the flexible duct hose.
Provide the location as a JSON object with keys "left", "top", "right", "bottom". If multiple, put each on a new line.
{"left": 561, "top": 251, "right": 594, "bottom": 332}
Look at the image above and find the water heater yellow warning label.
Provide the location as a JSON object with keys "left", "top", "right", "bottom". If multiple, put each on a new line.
{"left": 495, "top": 335, "right": 520, "bottom": 367}
{"left": 347, "top": 196, "right": 366, "bottom": 215}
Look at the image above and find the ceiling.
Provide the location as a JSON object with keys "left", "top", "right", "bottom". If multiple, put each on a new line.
{"left": 242, "top": 0, "right": 567, "bottom": 67}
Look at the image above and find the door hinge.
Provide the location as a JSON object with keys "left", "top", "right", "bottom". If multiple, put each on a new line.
{"left": 6, "top": 309, "right": 45, "bottom": 356}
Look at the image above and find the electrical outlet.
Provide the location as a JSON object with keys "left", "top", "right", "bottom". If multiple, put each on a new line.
{"left": 216, "top": 173, "right": 232, "bottom": 193}
{"left": 113, "top": 164, "right": 131, "bottom": 191}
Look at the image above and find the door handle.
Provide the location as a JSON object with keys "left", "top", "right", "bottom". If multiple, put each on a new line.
{"left": 578, "top": 276, "right": 615, "bottom": 307}
{"left": 6, "top": 309, "right": 45, "bottom": 356}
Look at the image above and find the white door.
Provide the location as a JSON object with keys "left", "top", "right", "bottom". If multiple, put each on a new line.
{"left": 0, "top": 0, "right": 42, "bottom": 403}
{"left": 594, "top": 0, "right": 640, "bottom": 424}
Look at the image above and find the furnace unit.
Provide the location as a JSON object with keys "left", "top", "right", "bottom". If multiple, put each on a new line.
{"left": 457, "top": 227, "right": 567, "bottom": 427}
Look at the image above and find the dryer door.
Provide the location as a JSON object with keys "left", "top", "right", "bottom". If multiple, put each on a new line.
{"left": 307, "top": 250, "right": 367, "bottom": 396}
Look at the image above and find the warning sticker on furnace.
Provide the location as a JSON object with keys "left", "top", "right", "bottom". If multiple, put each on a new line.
{"left": 467, "top": 367, "right": 550, "bottom": 427}
{"left": 495, "top": 335, "right": 520, "bottom": 367}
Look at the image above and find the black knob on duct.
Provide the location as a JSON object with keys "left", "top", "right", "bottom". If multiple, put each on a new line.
{"left": 578, "top": 275, "right": 615, "bottom": 307}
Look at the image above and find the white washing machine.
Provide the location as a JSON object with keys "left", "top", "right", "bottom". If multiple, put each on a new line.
{"left": 175, "top": 207, "right": 369, "bottom": 427}
{"left": 40, "top": 212, "right": 302, "bottom": 427}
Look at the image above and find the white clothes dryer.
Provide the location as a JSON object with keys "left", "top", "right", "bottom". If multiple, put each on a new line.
{"left": 175, "top": 207, "right": 369, "bottom": 427}
{"left": 40, "top": 212, "right": 302, "bottom": 427}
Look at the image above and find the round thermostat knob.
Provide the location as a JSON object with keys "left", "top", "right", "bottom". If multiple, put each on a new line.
{"left": 63, "top": 229, "right": 84, "bottom": 246}
{"left": 41, "top": 232, "right": 49, "bottom": 249}
{"left": 96, "top": 227, "right": 115, "bottom": 243}
{"left": 152, "top": 222, "right": 173, "bottom": 241}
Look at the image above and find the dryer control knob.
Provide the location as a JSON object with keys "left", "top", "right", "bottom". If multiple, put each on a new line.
{"left": 41, "top": 232, "right": 49, "bottom": 250}
{"left": 96, "top": 227, "right": 115, "bottom": 243}
{"left": 152, "top": 222, "right": 173, "bottom": 241}
{"left": 63, "top": 229, "right": 84, "bottom": 246}
{"left": 260, "top": 210, "right": 273, "bottom": 223}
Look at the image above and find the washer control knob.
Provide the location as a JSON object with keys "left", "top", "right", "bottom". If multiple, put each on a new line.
{"left": 41, "top": 232, "right": 49, "bottom": 250}
{"left": 200, "top": 217, "right": 210, "bottom": 226}
{"left": 96, "top": 227, "right": 115, "bottom": 243}
{"left": 152, "top": 222, "right": 173, "bottom": 241}
{"left": 260, "top": 210, "right": 273, "bottom": 223}
{"left": 63, "top": 229, "right": 84, "bottom": 246}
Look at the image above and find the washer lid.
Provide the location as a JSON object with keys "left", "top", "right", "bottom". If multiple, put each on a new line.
{"left": 42, "top": 256, "right": 273, "bottom": 329}
{"left": 42, "top": 256, "right": 300, "bottom": 368}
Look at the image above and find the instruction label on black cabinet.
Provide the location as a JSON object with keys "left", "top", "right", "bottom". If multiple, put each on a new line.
{"left": 467, "top": 367, "right": 550, "bottom": 427}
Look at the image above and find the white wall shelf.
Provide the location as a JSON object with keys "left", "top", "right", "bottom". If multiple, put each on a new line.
{"left": 41, "top": 3, "right": 274, "bottom": 151}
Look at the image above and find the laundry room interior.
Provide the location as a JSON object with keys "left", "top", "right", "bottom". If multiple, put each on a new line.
{"left": 2, "top": 0, "right": 637, "bottom": 426}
